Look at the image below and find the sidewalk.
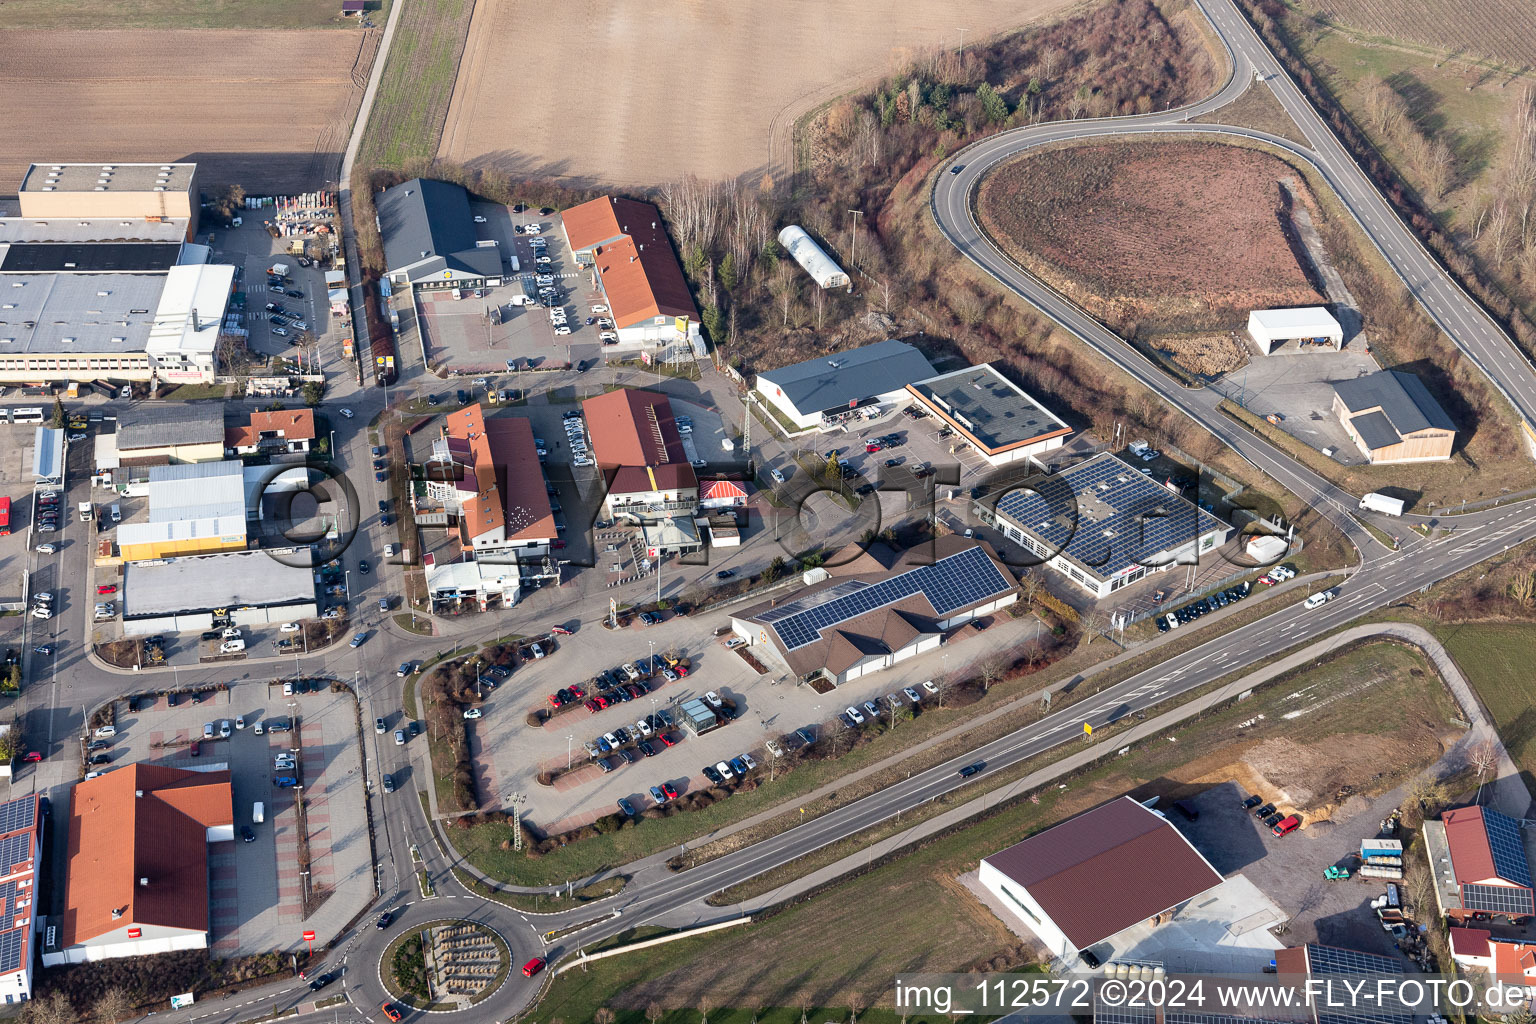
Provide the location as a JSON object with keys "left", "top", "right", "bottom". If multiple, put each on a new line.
{"left": 422, "top": 571, "right": 1337, "bottom": 895}
{"left": 651, "top": 621, "right": 1523, "bottom": 925}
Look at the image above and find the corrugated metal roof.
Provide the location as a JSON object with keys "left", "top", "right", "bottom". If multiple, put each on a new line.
{"left": 377, "top": 178, "right": 501, "bottom": 282}
{"left": 115, "top": 403, "right": 224, "bottom": 450}
{"left": 32, "top": 427, "right": 64, "bottom": 480}
{"left": 1334, "top": 370, "right": 1456, "bottom": 437}
{"left": 756, "top": 339, "right": 936, "bottom": 415}
{"left": 147, "top": 460, "right": 245, "bottom": 521}
{"left": 983, "top": 796, "right": 1222, "bottom": 950}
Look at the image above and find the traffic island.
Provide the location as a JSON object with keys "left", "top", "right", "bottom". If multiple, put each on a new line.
{"left": 381, "top": 919, "right": 510, "bottom": 1010}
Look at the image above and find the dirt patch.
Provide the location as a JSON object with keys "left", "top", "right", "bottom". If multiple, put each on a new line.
{"left": 0, "top": 28, "right": 378, "bottom": 193}
{"left": 1153, "top": 331, "right": 1251, "bottom": 376}
{"left": 976, "top": 139, "right": 1326, "bottom": 335}
{"left": 438, "top": 0, "right": 1081, "bottom": 185}
{"left": 1191, "top": 81, "right": 1310, "bottom": 147}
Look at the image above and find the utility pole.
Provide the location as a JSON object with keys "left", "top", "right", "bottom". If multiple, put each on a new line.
{"left": 957, "top": 27, "right": 968, "bottom": 55}
{"left": 846, "top": 210, "right": 863, "bottom": 269}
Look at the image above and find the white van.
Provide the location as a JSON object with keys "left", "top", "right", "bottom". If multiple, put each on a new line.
{"left": 93, "top": 725, "right": 117, "bottom": 738}
{"left": 220, "top": 638, "right": 246, "bottom": 654}
{"left": 1304, "top": 589, "right": 1336, "bottom": 610}
{"left": 510, "top": 294, "right": 531, "bottom": 306}
{"left": 252, "top": 801, "right": 265, "bottom": 824}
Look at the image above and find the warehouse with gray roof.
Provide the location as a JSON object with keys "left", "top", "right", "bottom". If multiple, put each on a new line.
{"left": 1332, "top": 369, "right": 1455, "bottom": 464}
{"left": 752, "top": 339, "right": 937, "bottom": 430}
{"left": 377, "top": 178, "right": 502, "bottom": 291}
{"left": 122, "top": 548, "right": 316, "bottom": 635}
{"left": 988, "top": 452, "right": 1231, "bottom": 599}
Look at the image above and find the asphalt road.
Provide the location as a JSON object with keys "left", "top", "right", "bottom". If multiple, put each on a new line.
{"left": 36, "top": 0, "right": 1536, "bottom": 1021}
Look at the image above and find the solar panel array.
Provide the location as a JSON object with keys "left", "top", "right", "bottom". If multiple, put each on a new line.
{"left": 757, "top": 546, "right": 1011, "bottom": 650}
{"left": 995, "top": 455, "right": 1225, "bottom": 579}
{"left": 1462, "top": 882, "right": 1535, "bottom": 915}
{"left": 0, "top": 880, "right": 18, "bottom": 922}
{"left": 755, "top": 580, "right": 868, "bottom": 624}
{"left": 1482, "top": 807, "right": 1533, "bottom": 887}
{"left": 0, "top": 797, "right": 35, "bottom": 838}
{"left": 1304, "top": 944, "right": 1412, "bottom": 1024}
{"left": 0, "top": 929, "right": 22, "bottom": 974}
{"left": 0, "top": 834, "right": 30, "bottom": 874}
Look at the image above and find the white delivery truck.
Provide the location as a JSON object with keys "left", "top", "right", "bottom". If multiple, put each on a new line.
{"left": 78, "top": 501, "right": 93, "bottom": 522}
{"left": 510, "top": 255, "right": 520, "bottom": 272}
{"left": 220, "top": 638, "right": 246, "bottom": 654}
{"left": 1359, "top": 492, "right": 1405, "bottom": 517}
{"left": 253, "top": 801, "right": 265, "bottom": 823}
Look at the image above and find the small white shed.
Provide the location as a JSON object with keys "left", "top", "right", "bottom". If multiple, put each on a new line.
{"left": 778, "top": 225, "right": 849, "bottom": 289}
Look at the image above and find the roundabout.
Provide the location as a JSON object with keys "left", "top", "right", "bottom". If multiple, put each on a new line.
{"left": 379, "top": 918, "right": 512, "bottom": 1013}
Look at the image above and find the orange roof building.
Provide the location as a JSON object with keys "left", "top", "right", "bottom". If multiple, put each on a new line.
{"left": 0, "top": 795, "right": 42, "bottom": 1002}
{"left": 425, "top": 405, "right": 556, "bottom": 555}
{"left": 561, "top": 197, "right": 700, "bottom": 346}
{"left": 225, "top": 408, "right": 317, "bottom": 455}
{"left": 581, "top": 389, "right": 698, "bottom": 521}
{"left": 45, "top": 764, "right": 232, "bottom": 966}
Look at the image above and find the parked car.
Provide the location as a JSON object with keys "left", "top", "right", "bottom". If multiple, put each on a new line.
{"left": 463, "top": 707, "right": 483, "bottom": 720}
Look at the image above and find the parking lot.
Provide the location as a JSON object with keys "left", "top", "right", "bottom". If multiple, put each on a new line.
{"left": 408, "top": 202, "right": 617, "bottom": 375}
{"left": 464, "top": 607, "right": 1044, "bottom": 832}
{"left": 211, "top": 219, "right": 347, "bottom": 365}
{"left": 71, "top": 681, "right": 371, "bottom": 954}
{"left": 1209, "top": 348, "right": 1382, "bottom": 464}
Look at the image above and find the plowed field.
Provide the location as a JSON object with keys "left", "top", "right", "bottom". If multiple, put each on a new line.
{"left": 439, "top": 0, "right": 1079, "bottom": 185}
{"left": 0, "top": 29, "right": 378, "bottom": 193}
{"left": 977, "top": 139, "right": 1325, "bottom": 333}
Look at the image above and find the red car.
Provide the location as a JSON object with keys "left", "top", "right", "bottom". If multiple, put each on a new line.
{"left": 1271, "top": 815, "right": 1300, "bottom": 837}
{"left": 662, "top": 782, "right": 678, "bottom": 799}
{"left": 381, "top": 1003, "right": 403, "bottom": 1022}
{"left": 658, "top": 732, "right": 676, "bottom": 747}
{"left": 189, "top": 740, "right": 199, "bottom": 757}
{"left": 97, "top": 584, "right": 117, "bottom": 595}
{"left": 22, "top": 752, "right": 41, "bottom": 763}
{"left": 521, "top": 956, "right": 546, "bottom": 978}
{"left": 865, "top": 443, "right": 883, "bottom": 453}
{"left": 584, "top": 698, "right": 600, "bottom": 713}
{"left": 674, "top": 665, "right": 690, "bottom": 677}
{"left": 547, "top": 692, "right": 567, "bottom": 708}
{"left": 568, "top": 685, "right": 586, "bottom": 700}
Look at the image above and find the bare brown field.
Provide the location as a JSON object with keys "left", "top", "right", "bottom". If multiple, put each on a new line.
{"left": 0, "top": 29, "right": 378, "bottom": 194}
{"left": 439, "top": 0, "right": 1082, "bottom": 186}
{"left": 1299, "top": 0, "right": 1536, "bottom": 67}
{"left": 976, "top": 139, "right": 1324, "bottom": 333}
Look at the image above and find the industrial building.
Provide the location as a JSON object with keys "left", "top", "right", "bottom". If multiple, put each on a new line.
{"left": 45, "top": 765, "right": 230, "bottom": 966}
{"left": 752, "top": 339, "right": 937, "bottom": 431}
{"left": 978, "top": 796, "right": 1223, "bottom": 961}
{"left": 778, "top": 225, "right": 849, "bottom": 289}
{"left": 1246, "top": 307, "right": 1344, "bottom": 354}
{"left": 377, "top": 179, "right": 502, "bottom": 292}
{"left": 0, "top": 797, "right": 42, "bottom": 1003}
{"left": 732, "top": 537, "right": 1015, "bottom": 686}
{"left": 906, "top": 363, "right": 1072, "bottom": 467}
{"left": 18, "top": 162, "right": 199, "bottom": 239}
{"left": 582, "top": 388, "right": 698, "bottom": 522}
{"left": 122, "top": 548, "right": 317, "bottom": 634}
{"left": 117, "top": 461, "right": 248, "bottom": 561}
{"left": 0, "top": 258, "right": 231, "bottom": 386}
{"left": 103, "top": 404, "right": 226, "bottom": 471}
{"left": 561, "top": 196, "right": 701, "bottom": 349}
{"left": 1423, "top": 806, "right": 1535, "bottom": 925}
{"left": 987, "top": 453, "right": 1232, "bottom": 600}
{"left": 423, "top": 405, "right": 556, "bottom": 557}
{"left": 1332, "top": 370, "right": 1456, "bottom": 464}
{"left": 224, "top": 409, "right": 316, "bottom": 456}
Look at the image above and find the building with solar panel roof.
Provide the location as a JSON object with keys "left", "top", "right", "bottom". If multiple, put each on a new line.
{"left": 988, "top": 452, "right": 1231, "bottom": 599}
{"left": 1422, "top": 805, "right": 1535, "bottom": 925}
{"left": 0, "top": 795, "right": 40, "bottom": 1003}
{"left": 730, "top": 536, "right": 1017, "bottom": 685}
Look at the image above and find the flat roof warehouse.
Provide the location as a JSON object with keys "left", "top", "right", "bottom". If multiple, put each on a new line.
{"left": 124, "top": 549, "right": 315, "bottom": 619}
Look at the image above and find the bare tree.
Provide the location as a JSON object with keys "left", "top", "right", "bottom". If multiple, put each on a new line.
{"left": 24, "top": 994, "right": 75, "bottom": 1024}
{"left": 1040, "top": 45, "right": 1065, "bottom": 79}
{"left": 1420, "top": 138, "right": 1456, "bottom": 203}
{"left": 646, "top": 1002, "right": 665, "bottom": 1024}
{"left": 1512, "top": 569, "right": 1536, "bottom": 607}
{"left": 699, "top": 997, "right": 712, "bottom": 1024}
{"left": 978, "top": 654, "right": 1007, "bottom": 694}
{"left": 775, "top": 259, "right": 798, "bottom": 327}
{"left": 1469, "top": 737, "right": 1501, "bottom": 799}
{"left": 813, "top": 284, "right": 826, "bottom": 330}
{"left": 92, "top": 988, "right": 133, "bottom": 1024}
{"left": 1079, "top": 611, "right": 1106, "bottom": 645}
{"left": 593, "top": 1010, "right": 617, "bottom": 1024}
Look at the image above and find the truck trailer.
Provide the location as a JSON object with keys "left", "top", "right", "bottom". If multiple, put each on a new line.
{"left": 1359, "top": 492, "right": 1406, "bottom": 516}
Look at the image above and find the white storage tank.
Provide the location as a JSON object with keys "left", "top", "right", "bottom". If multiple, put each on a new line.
{"left": 778, "top": 225, "right": 850, "bottom": 289}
